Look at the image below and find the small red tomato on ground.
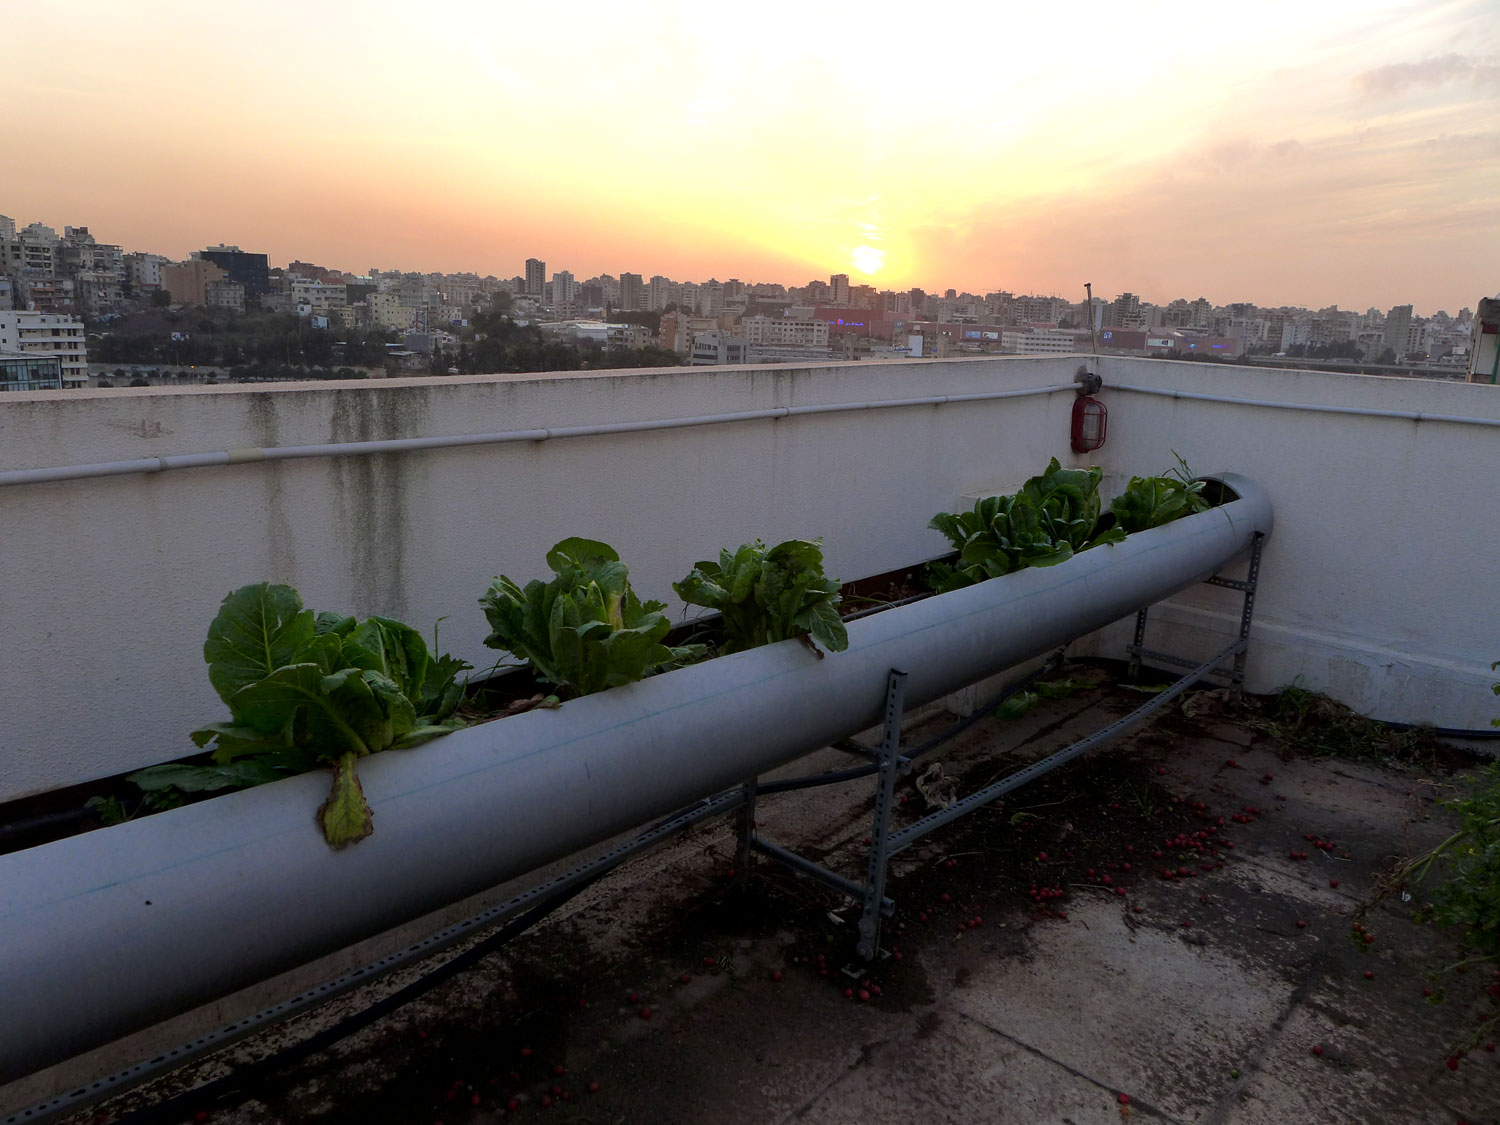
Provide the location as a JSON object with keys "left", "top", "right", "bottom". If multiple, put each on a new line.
{"left": 507, "top": 1099, "right": 520, "bottom": 1112}
{"left": 1312, "top": 1045, "right": 1324, "bottom": 1057}
{"left": 627, "top": 992, "right": 639, "bottom": 1003}
{"left": 1181, "top": 920, "right": 1191, "bottom": 928}
{"left": 1424, "top": 988, "right": 1434, "bottom": 997}
{"left": 1484, "top": 1041, "right": 1495, "bottom": 1052}
{"left": 551, "top": 1085, "right": 562, "bottom": 1096}
{"left": 940, "top": 893, "right": 951, "bottom": 903}
{"left": 1118, "top": 1093, "right": 1131, "bottom": 1105}
{"left": 1365, "top": 971, "right": 1374, "bottom": 979}
{"left": 1157, "top": 767, "right": 1166, "bottom": 775}
{"left": 704, "top": 956, "right": 715, "bottom": 967}
{"left": 472, "top": 1094, "right": 482, "bottom": 1106}
{"left": 1363, "top": 933, "right": 1374, "bottom": 945}
{"left": 639, "top": 1006, "right": 651, "bottom": 1020}
{"left": 772, "top": 969, "right": 783, "bottom": 981}
{"left": 1115, "top": 888, "right": 1126, "bottom": 897}
{"left": 1059, "top": 910, "right": 1068, "bottom": 919}
{"left": 553, "top": 1064, "right": 565, "bottom": 1075}
{"left": 1329, "top": 879, "right": 1340, "bottom": 888}
{"left": 1447, "top": 1056, "right": 1460, "bottom": 1070}
{"left": 680, "top": 973, "right": 691, "bottom": 983}
{"left": 1037, "top": 851, "right": 1048, "bottom": 861}
{"left": 845, "top": 988, "right": 854, "bottom": 999}
{"left": 859, "top": 989, "right": 871, "bottom": 1001}
{"left": 1296, "top": 920, "right": 1306, "bottom": 928}
{"left": 520, "top": 1047, "right": 533, "bottom": 1057}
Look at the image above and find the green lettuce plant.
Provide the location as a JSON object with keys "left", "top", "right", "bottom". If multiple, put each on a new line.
{"left": 1109, "top": 453, "right": 1210, "bottom": 533}
{"left": 480, "top": 537, "right": 705, "bottom": 698}
{"left": 927, "top": 459, "right": 1126, "bottom": 592}
{"left": 674, "top": 538, "right": 848, "bottom": 654}
{"left": 179, "top": 583, "right": 471, "bottom": 848}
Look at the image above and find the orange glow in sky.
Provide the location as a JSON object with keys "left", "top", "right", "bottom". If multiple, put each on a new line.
{"left": 4, "top": 0, "right": 1497, "bottom": 311}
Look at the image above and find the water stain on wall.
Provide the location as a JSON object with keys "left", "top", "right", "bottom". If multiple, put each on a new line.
{"left": 246, "top": 394, "right": 297, "bottom": 580}
{"left": 329, "top": 386, "right": 432, "bottom": 619}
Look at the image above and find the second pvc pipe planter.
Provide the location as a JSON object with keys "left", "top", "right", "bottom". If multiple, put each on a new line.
{"left": 0, "top": 474, "right": 1272, "bottom": 1082}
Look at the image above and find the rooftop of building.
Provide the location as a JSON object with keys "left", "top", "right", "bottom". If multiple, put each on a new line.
{"left": 0, "top": 352, "right": 1497, "bottom": 1123}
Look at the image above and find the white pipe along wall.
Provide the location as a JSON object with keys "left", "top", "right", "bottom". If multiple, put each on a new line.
{"left": 0, "top": 477, "right": 1271, "bottom": 1082}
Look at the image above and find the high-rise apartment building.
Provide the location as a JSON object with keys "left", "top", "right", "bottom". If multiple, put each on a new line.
{"left": 0, "top": 215, "right": 14, "bottom": 241}
{"left": 525, "top": 258, "right": 546, "bottom": 297}
{"left": 647, "top": 275, "right": 673, "bottom": 310}
{"left": 619, "top": 273, "right": 644, "bottom": 311}
{"left": 830, "top": 274, "right": 851, "bottom": 306}
{"left": 0, "top": 310, "right": 88, "bottom": 385}
{"left": 1383, "top": 305, "right": 1413, "bottom": 360}
{"left": 552, "top": 270, "right": 576, "bottom": 307}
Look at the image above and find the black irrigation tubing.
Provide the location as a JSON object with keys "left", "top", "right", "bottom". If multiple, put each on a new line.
{"left": 754, "top": 651, "right": 1067, "bottom": 796}
{"left": 106, "top": 877, "right": 602, "bottom": 1125}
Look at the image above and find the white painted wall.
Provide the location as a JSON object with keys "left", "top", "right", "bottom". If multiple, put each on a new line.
{"left": 2, "top": 355, "right": 1496, "bottom": 803}
{"left": 1089, "top": 356, "right": 1500, "bottom": 730}
{"left": 0, "top": 358, "right": 1083, "bottom": 800}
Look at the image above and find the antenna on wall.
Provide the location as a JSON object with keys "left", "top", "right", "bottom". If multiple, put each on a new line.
{"left": 1085, "top": 282, "right": 1098, "bottom": 354}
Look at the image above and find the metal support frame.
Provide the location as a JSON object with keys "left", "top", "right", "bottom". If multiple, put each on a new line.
{"left": 1128, "top": 532, "right": 1265, "bottom": 695}
{"left": 740, "top": 537, "right": 1266, "bottom": 961}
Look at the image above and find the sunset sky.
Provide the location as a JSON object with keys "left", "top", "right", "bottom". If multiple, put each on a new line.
{"left": 4, "top": 0, "right": 1497, "bottom": 313}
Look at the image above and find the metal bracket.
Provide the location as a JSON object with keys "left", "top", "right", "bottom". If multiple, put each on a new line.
{"left": 856, "top": 669, "right": 907, "bottom": 959}
{"left": 1126, "top": 531, "right": 1265, "bottom": 696}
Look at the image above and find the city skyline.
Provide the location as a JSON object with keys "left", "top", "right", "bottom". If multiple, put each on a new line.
{"left": 3, "top": 1, "right": 1497, "bottom": 313}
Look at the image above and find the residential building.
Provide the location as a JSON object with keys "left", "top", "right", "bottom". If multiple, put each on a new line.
{"left": 1000, "top": 327, "right": 1089, "bottom": 354}
{"left": 1105, "top": 292, "right": 1144, "bottom": 329}
{"left": 1383, "top": 305, "right": 1414, "bottom": 360}
{"left": 161, "top": 259, "right": 227, "bottom": 306}
{"left": 125, "top": 252, "right": 170, "bottom": 292}
{"left": 525, "top": 258, "right": 546, "bottom": 297}
{"left": 0, "top": 215, "right": 14, "bottom": 241}
{"left": 369, "top": 291, "right": 417, "bottom": 332}
{"left": 0, "top": 310, "right": 88, "bottom": 385}
{"left": 647, "top": 275, "right": 673, "bottom": 311}
{"left": 196, "top": 245, "right": 269, "bottom": 301}
{"left": 13, "top": 276, "right": 76, "bottom": 314}
{"left": 1012, "top": 295, "right": 1068, "bottom": 324}
{"left": 830, "top": 273, "right": 851, "bottom": 306}
{"left": 689, "top": 330, "right": 748, "bottom": 366}
{"left": 552, "top": 270, "right": 576, "bottom": 308}
{"left": 0, "top": 354, "right": 63, "bottom": 391}
{"left": 739, "top": 315, "right": 831, "bottom": 348}
{"left": 619, "top": 273, "right": 644, "bottom": 311}
{"left": 607, "top": 324, "right": 652, "bottom": 349}
{"left": 206, "top": 280, "right": 246, "bottom": 312}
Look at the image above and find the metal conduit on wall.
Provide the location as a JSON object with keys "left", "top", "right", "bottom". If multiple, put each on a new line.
{"left": 1109, "top": 382, "right": 1500, "bottom": 428}
{"left": 0, "top": 474, "right": 1272, "bottom": 1082}
{"left": 0, "top": 384, "right": 1075, "bottom": 488}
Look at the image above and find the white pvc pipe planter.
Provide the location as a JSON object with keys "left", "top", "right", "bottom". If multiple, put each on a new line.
{"left": 0, "top": 474, "right": 1271, "bottom": 1081}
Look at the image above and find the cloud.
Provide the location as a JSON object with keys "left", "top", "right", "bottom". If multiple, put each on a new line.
{"left": 1356, "top": 53, "right": 1500, "bottom": 96}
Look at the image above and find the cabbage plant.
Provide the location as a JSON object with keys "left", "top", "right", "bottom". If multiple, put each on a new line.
{"left": 480, "top": 537, "right": 705, "bottom": 697}
{"left": 927, "top": 459, "right": 1126, "bottom": 592}
{"left": 674, "top": 538, "right": 848, "bottom": 654}
{"left": 185, "top": 583, "right": 470, "bottom": 848}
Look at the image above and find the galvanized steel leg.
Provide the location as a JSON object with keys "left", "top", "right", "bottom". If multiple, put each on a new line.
{"left": 1230, "top": 533, "right": 1265, "bottom": 699}
{"left": 857, "top": 669, "right": 907, "bottom": 960}
{"left": 1128, "top": 606, "right": 1148, "bottom": 680}
{"left": 735, "top": 780, "right": 758, "bottom": 875}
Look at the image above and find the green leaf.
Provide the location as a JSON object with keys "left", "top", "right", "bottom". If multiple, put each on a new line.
{"left": 128, "top": 760, "right": 285, "bottom": 792}
{"left": 317, "top": 751, "right": 373, "bottom": 849}
{"left": 995, "top": 691, "right": 1039, "bottom": 720}
{"left": 204, "top": 583, "right": 315, "bottom": 706}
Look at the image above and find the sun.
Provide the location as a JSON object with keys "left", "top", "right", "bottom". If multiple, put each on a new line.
{"left": 851, "top": 246, "right": 885, "bottom": 275}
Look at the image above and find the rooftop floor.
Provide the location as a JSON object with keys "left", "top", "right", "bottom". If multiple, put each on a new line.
{"left": 61, "top": 666, "right": 1499, "bottom": 1125}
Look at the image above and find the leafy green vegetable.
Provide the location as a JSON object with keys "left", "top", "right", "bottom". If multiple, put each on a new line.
{"left": 994, "top": 691, "right": 1039, "bottom": 720}
{"left": 481, "top": 537, "right": 705, "bottom": 697}
{"left": 1108, "top": 452, "right": 1211, "bottom": 533}
{"left": 178, "top": 583, "right": 471, "bottom": 848}
{"left": 927, "top": 458, "right": 1126, "bottom": 591}
{"left": 674, "top": 538, "right": 848, "bottom": 654}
